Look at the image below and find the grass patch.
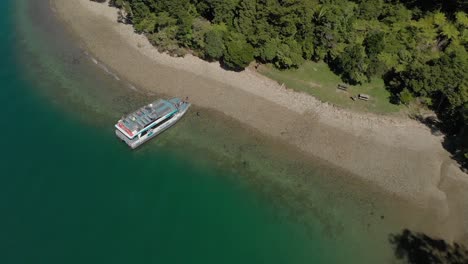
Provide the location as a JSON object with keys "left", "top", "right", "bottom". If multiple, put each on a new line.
{"left": 258, "top": 61, "right": 402, "bottom": 114}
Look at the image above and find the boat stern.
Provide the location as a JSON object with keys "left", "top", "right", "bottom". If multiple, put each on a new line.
{"left": 115, "top": 129, "right": 139, "bottom": 149}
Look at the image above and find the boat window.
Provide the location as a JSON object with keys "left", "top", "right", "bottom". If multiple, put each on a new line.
{"left": 136, "top": 114, "right": 173, "bottom": 138}
{"left": 148, "top": 114, "right": 173, "bottom": 130}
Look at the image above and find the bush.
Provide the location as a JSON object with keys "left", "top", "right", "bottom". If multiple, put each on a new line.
{"left": 399, "top": 88, "right": 414, "bottom": 105}
{"left": 204, "top": 27, "right": 225, "bottom": 60}
{"left": 148, "top": 27, "right": 186, "bottom": 56}
{"left": 274, "top": 39, "right": 304, "bottom": 69}
{"left": 258, "top": 38, "right": 280, "bottom": 62}
{"left": 335, "top": 45, "right": 369, "bottom": 84}
{"left": 134, "top": 13, "right": 157, "bottom": 33}
{"left": 191, "top": 18, "right": 211, "bottom": 50}
{"left": 222, "top": 33, "right": 254, "bottom": 70}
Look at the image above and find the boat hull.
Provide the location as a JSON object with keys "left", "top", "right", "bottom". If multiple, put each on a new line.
{"left": 116, "top": 101, "right": 190, "bottom": 149}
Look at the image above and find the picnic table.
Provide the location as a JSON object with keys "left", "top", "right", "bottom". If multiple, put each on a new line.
{"left": 358, "top": 94, "right": 370, "bottom": 101}
{"left": 337, "top": 84, "right": 349, "bottom": 91}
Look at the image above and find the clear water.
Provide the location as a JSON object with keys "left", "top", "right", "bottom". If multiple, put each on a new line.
{"left": 0, "top": 0, "right": 421, "bottom": 263}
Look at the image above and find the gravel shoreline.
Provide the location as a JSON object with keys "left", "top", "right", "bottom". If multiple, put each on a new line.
{"left": 52, "top": 0, "right": 468, "bottom": 243}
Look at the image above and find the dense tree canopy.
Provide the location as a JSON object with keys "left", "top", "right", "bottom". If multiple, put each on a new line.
{"left": 105, "top": 0, "right": 468, "bottom": 165}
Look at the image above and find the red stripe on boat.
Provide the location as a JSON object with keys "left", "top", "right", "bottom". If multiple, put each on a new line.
{"left": 118, "top": 122, "right": 133, "bottom": 137}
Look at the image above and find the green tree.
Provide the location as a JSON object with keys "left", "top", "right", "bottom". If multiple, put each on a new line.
{"left": 155, "top": 12, "right": 177, "bottom": 32}
{"left": 258, "top": 38, "right": 281, "bottom": 62}
{"left": 336, "top": 44, "right": 369, "bottom": 84}
{"left": 356, "top": 0, "right": 384, "bottom": 20}
{"left": 204, "top": 25, "right": 226, "bottom": 60}
{"left": 134, "top": 13, "right": 157, "bottom": 33}
{"left": 399, "top": 88, "right": 414, "bottom": 105}
{"left": 205, "top": 0, "right": 239, "bottom": 25}
{"left": 274, "top": 39, "right": 304, "bottom": 69}
{"left": 364, "top": 31, "right": 386, "bottom": 76}
{"left": 233, "top": 0, "right": 256, "bottom": 41}
{"left": 191, "top": 18, "right": 211, "bottom": 51}
{"left": 222, "top": 33, "right": 254, "bottom": 70}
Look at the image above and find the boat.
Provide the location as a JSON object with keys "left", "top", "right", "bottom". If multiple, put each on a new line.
{"left": 115, "top": 97, "right": 190, "bottom": 149}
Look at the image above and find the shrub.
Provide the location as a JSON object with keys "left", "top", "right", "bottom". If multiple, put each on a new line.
{"left": 222, "top": 33, "right": 254, "bottom": 70}
{"left": 204, "top": 27, "right": 225, "bottom": 60}
{"left": 399, "top": 88, "right": 414, "bottom": 105}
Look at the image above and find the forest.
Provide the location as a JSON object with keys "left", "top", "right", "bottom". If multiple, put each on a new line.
{"left": 101, "top": 0, "right": 467, "bottom": 167}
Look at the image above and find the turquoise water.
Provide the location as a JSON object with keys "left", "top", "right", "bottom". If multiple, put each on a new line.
{"left": 0, "top": 0, "right": 417, "bottom": 263}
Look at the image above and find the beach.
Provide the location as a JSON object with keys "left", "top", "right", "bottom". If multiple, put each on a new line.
{"left": 51, "top": 0, "right": 468, "bottom": 244}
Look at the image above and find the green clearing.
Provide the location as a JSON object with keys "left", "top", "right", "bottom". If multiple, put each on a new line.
{"left": 258, "top": 61, "right": 402, "bottom": 114}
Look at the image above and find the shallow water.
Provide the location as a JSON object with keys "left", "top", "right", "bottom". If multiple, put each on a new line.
{"left": 0, "top": 0, "right": 426, "bottom": 263}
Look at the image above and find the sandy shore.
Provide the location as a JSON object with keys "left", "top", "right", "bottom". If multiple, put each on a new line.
{"left": 52, "top": 0, "right": 468, "bottom": 243}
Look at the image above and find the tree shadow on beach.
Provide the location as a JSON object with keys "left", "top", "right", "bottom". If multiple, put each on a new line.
{"left": 442, "top": 134, "right": 468, "bottom": 172}
{"left": 389, "top": 229, "right": 468, "bottom": 264}
{"left": 413, "top": 115, "right": 444, "bottom": 136}
{"left": 411, "top": 114, "right": 468, "bottom": 172}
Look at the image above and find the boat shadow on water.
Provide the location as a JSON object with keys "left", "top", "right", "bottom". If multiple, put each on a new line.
{"left": 389, "top": 229, "right": 468, "bottom": 264}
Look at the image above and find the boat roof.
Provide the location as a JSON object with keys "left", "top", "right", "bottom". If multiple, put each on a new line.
{"left": 115, "top": 99, "right": 177, "bottom": 139}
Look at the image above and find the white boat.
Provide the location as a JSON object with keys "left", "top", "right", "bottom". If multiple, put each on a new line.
{"left": 115, "top": 98, "right": 190, "bottom": 149}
